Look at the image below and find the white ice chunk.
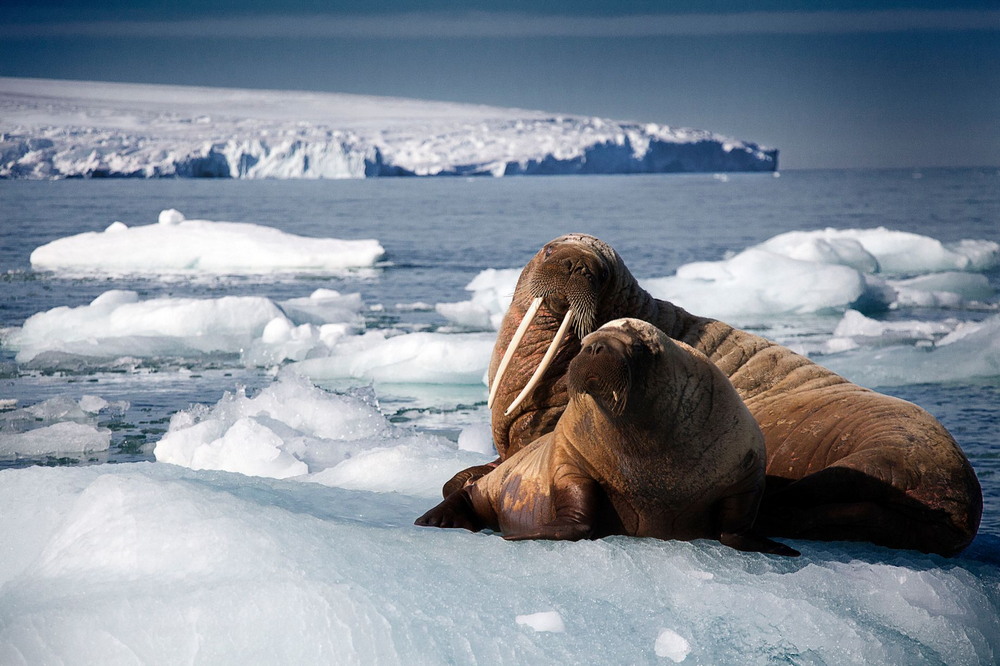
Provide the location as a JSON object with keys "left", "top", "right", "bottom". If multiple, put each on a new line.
{"left": 515, "top": 611, "right": 566, "bottom": 633}
{"left": 158, "top": 208, "right": 185, "bottom": 225}
{"left": 758, "top": 228, "right": 1000, "bottom": 275}
{"left": 457, "top": 423, "right": 496, "bottom": 455}
{"left": 831, "top": 310, "right": 956, "bottom": 346}
{"left": 290, "top": 330, "right": 495, "bottom": 385}
{"left": 155, "top": 373, "right": 491, "bottom": 494}
{"left": 642, "top": 249, "right": 889, "bottom": 321}
{"left": 889, "top": 272, "right": 994, "bottom": 308}
{"left": 9, "top": 290, "right": 288, "bottom": 364}
{"left": 278, "top": 289, "right": 365, "bottom": 326}
{"left": 0, "top": 421, "right": 111, "bottom": 456}
{"left": 820, "top": 314, "right": 1000, "bottom": 386}
{"left": 436, "top": 267, "right": 521, "bottom": 330}
{"left": 655, "top": 628, "right": 692, "bottom": 662}
{"left": 30, "top": 210, "right": 385, "bottom": 275}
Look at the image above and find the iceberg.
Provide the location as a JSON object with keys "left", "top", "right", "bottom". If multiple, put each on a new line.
{"left": 0, "top": 77, "right": 778, "bottom": 179}
{"left": 30, "top": 209, "right": 385, "bottom": 275}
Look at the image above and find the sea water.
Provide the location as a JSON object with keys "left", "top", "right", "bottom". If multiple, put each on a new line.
{"left": 0, "top": 170, "right": 998, "bottom": 663}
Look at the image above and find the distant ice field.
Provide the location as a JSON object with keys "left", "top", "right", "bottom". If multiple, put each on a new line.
{"left": 1, "top": 170, "right": 998, "bottom": 663}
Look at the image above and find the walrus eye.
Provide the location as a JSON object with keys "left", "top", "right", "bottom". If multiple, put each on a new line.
{"left": 544, "top": 245, "right": 555, "bottom": 258}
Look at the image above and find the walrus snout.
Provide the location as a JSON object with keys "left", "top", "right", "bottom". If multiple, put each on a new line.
{"left": 530, "top": 242, "right": 608, "bottom": 337}
{"left": 489, "top": 236, "right": 616, "bottom": 417}
{"left": 569, "top": 331, "right": 633, "bottom": 416}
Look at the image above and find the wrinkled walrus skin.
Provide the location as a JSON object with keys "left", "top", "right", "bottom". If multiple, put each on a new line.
{"left": 447, "top": 234, "right": 982, "bottom": 556}
{"left": 418, "top": 319, "right": 798, "bottom": 556}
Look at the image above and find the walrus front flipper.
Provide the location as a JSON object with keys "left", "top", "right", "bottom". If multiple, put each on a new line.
{"left": 719, "top": 531, "right": 800, "bottom": 557}
{"left": 415, "top": 489, "right": 487, "bottom": 533}
{"left": 441, "top": 463, "right": 498, "bottom": 498}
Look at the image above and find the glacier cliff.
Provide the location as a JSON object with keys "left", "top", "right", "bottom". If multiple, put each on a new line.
{"left": 0, "top": 77, "right": 777, "bottom": 179}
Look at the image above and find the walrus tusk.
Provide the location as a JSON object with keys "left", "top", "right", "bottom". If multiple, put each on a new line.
{"left": 504, "top": 307, "right": 575, "bottom": 417}
{"left": 488, "top": 296, "right": 543, "bottom": 409}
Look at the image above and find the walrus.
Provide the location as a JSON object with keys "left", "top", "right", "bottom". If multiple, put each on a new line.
{"left": 446, "top": 234, "right": 982, "bottom": 556}
{"left": 418, "top": 318, "right": 798, "bottom": 556}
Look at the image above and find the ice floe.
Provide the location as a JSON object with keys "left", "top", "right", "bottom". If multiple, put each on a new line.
{"left": 30, "top": 209, "right": 385, "bottom": 275}
{"left": 0, "top": 461, "right": 996, "bottom": 663}
{"left": 154, "top": 373, "right": 490, "bottom": 494}
{"left": 0, "top": 394, "right": 127, "bottom": 457}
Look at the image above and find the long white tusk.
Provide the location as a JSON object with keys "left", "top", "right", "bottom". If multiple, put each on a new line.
{"left": 504, "top": 308, "right": 574, "bottom": 417}
{"left": 488, "top": 296, "right": 542, "bottom": 409}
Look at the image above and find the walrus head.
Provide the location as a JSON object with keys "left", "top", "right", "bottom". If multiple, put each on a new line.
{"left": 488, "top": 234, "right": 629, "bottom": 416}
{"left": 567, "top": 318, "right": 666, "bottom": 418}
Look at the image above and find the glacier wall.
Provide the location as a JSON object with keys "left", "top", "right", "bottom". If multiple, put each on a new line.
{"left": 0, "top": 78, "right": 777, "bottom": 179}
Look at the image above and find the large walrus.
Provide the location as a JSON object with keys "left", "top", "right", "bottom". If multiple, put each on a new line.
{"left": 418, "top": 318, "right": 798, "bottom": 556}
{"left": 447, "top": 234, "right": 982, "bottom": 556}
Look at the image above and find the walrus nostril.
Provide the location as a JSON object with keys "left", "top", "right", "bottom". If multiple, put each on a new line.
{"left": 586, "top": 342, "right": 605, "bottom": 356}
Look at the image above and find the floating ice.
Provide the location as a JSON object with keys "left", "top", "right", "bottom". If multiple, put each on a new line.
{"left": 436, "top": 268, "right": 520, "bottom": 330}
{"left": 29, "top": 209, "right": 385, "bottom": 275}
{"left": 154, "top": 373, "right": 490, "bottom": 495}
{"left": 820, "top": 313, "right": 1000, "bottom": 387}
{"left": 290, "top": 330, "right": 495, "bottom": 385}
{"left": 758, "top": 228, "right": 1000, "bottom": 275}
{"left": 0, "top": 394, "right": 126, "bottom": 457}
{"left": 516, "top": 611, "right": 566, "bottom": 633}
{"left": 640, "top": 228, "right": 997, "bottom": 322}
{"left": 642, "top": 249, "right": 893, "bottom": 321}
{"left": 5, "top": 288, "right": 366, "bottom": 369}
{"left": 457, "top": 423, "right": 497, "bottom": 456}
{"left": 655, "top": 628, "right": 692, "bottom": 662}
{"left": 829, "top": 309, "right": 958, "bottom": 349}
{"left": 0, "top": 463, "right": 996, "bottom": 663}
{"left": 8, "top": 290, "right": 288, "bottom": 365}
{"left": 0, "top": 421, "right": 110, "bottom": 456}
{"left": 889, "top": 272, "right": 995, "bottom": 308}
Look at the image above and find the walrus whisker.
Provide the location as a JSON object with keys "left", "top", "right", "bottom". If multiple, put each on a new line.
{"left": 505, "top": 308, "right": 575, "bottom": 417}
{"left": 488, "top": 296, "right": 542, "bottom": 409}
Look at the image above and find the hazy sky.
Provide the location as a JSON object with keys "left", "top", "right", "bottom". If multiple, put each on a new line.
{"left": 3, "top": 1, "right": 998, "bottom": 169}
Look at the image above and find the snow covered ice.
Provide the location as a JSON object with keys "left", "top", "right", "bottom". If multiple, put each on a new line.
{"left": 0, "top": 77, "right": 778, "bottom": 179}
{"left": 29, "top": 209, "right": 385, "bottom": 275}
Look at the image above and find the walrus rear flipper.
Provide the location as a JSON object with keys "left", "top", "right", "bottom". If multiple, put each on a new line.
{"left": 758, "top": 464, "right": 981, "bottom": 556}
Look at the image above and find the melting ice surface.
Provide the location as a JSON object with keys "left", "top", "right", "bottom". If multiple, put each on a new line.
{"left": 2, "top": 201, "right": 1000, "bottom": 663}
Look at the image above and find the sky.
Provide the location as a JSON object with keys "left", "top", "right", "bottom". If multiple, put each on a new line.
{"left": 2, "top": 1, "right": 998, "bottom": 169}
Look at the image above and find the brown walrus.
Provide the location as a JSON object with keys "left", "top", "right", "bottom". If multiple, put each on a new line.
{"left": 447, "top": 234, "right": 982, "bottom": 556}
{"left": 418, "top": 318, "right": 798, "bottom": 556}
